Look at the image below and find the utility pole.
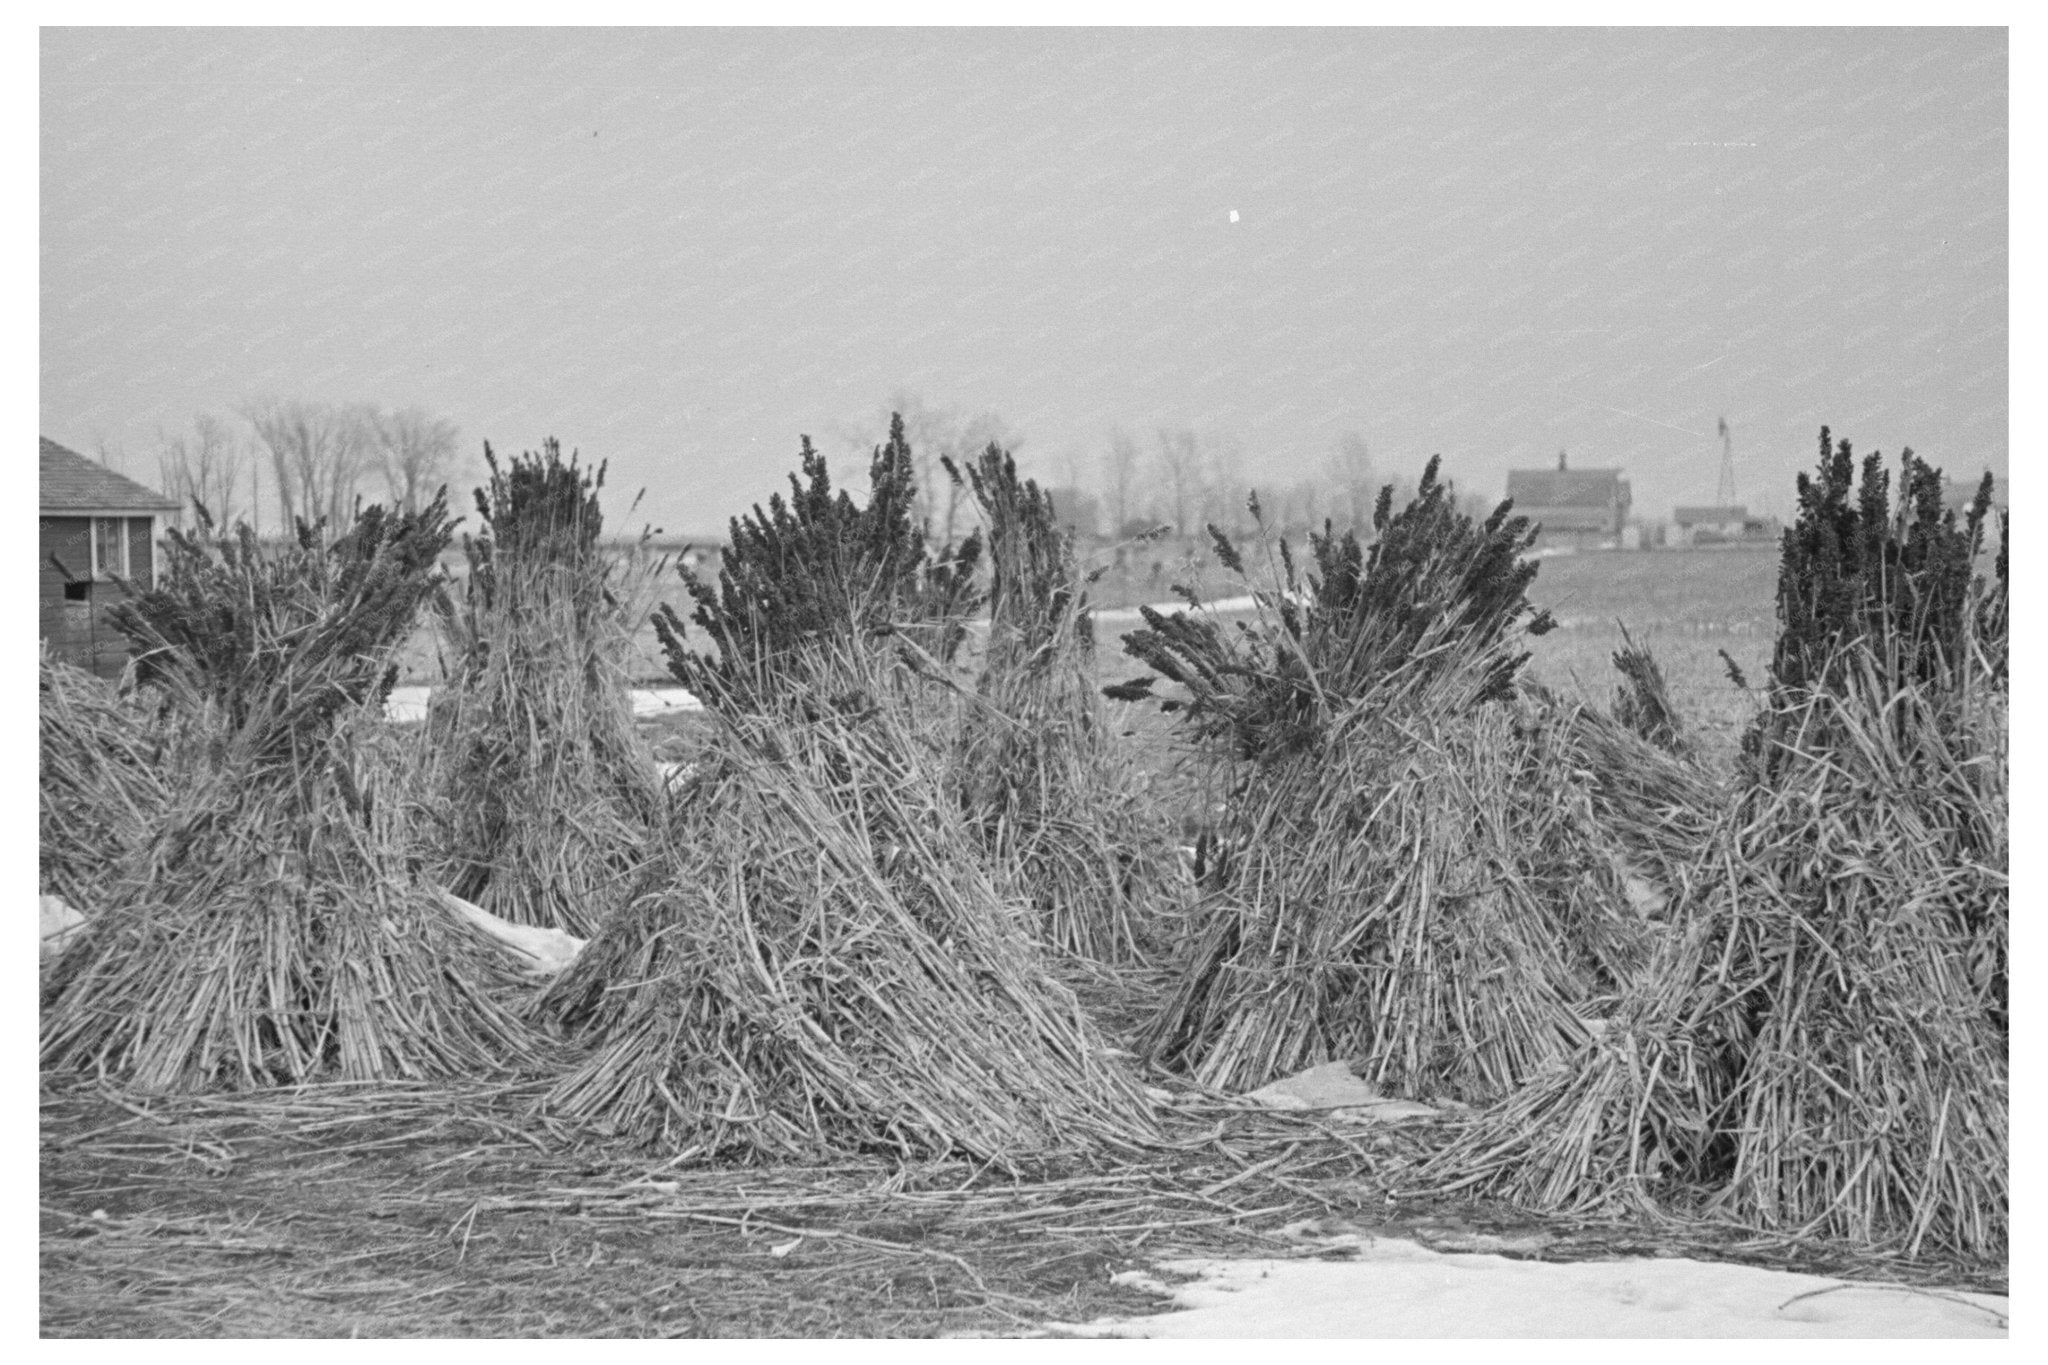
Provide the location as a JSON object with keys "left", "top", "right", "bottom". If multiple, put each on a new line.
{"left": 1716, "top": 416, "right": 1737, "bottom": 506}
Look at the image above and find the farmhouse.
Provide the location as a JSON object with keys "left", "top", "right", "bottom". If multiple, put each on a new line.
{"left": 1671, "top": 504, "right": 1779, "bottom": 547}
{"left": 39, "top": 437, "right": 179, "bottom": 679}
{"left": 1504, "top": 453, "right": 1631, "bottom": 550}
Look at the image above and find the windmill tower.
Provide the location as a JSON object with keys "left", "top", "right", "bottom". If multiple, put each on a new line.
{"left": 1715, "top": 416, "right": 1737, "bottom": 506}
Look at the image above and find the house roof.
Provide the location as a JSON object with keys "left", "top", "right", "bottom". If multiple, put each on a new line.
{"left": 40, "top": 437, "right": 179, "bottom": 514}
{"left": 1505, "top": 469, "right": 1629, "bottom": 509}
{"left": 1673, "top": 505, "right": 1750, "bottom": 525}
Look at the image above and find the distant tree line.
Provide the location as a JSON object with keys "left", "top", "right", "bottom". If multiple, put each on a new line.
{"left": 839, "top": 391, "right": 1023, "bottom": 547}
{"left": 1098, "top": 424, "right": 1452, "bottom": 542}
{"left": 852, "top": 392, "right": 1490, "bottom": 549}
{"left": 149, "top": 400, "right": 465, "bottom": 534}
{"left": 140, "top": 382, "right": 1495, "bottom": 554}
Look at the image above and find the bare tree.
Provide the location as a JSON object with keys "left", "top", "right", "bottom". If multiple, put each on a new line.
{"left": 90, "top": 430, "right": 134, "bottom": 479}
{"left": 241, "top": 399, "right": 374, "bottom": 532}
{"left": 1270, "top": 478, "right": 1323, "bottom": 536}
{"left": 1054, "top": 446, "right": 1083, "bottom": 497}
{"left": 370, "top": 406, "right": 463, "bottom": 515}
{"left": 1153, "top": 425, "right": 1204, "bottom": 538}
{"left": 1199, "top": 430, "right": 1250, "bottom": 535}
{"left": 1102, "top": 426, "right": 1144, "bottom": 535}
{"left": 1326, "top": 431, "right": 1377, "bottom": 531}
{"left": 156, "top": 413, "right": 248, "bottom": 527}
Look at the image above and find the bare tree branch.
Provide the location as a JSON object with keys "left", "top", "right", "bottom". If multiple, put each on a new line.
{"left": 1261, "top": 478, "right": 1322, "bottom": 535}
{"left": 1326, "top": 431, "right": 1376, "bottom": 531}
{"left": 1103, "top": 426, "right": 1144, "bottom": 536}
{"left": 1153, "top": 425, "right": 1203, "bottom": 537}
{"left": 1199, "top": 429, "right": 1248, "bottom": 534}
{"left": 239, "top": 398, "right": 373, "bottom": 533}
{"left": 156, "top": 414, "right": 248, "bottom": 527}
{"left": 370, "top": 406, "right": 463, "bottom": 515}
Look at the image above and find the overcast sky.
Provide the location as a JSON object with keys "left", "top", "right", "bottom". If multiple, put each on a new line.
{"left": 41, "top": 27, "right": 2005, "bottom": 537}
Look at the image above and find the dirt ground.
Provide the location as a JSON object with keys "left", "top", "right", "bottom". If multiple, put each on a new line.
{"left": 39, "top": 1057, "right": 2005, "bottom": 1338}
{"left": 40, "top": 932, "right": 2003, "bottom": 1339}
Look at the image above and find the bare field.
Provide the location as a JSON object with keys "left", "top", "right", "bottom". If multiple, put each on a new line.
{"left": 405, "top": 539, "right": 1778, "bottom": 687}
{"left": 407, "top": 544, "right": 1780, "bottom": 792}
{"left": 617, "top": 545, "right": 1782, "bottom": 780}
{"left": 1519, "top": 547, "right": 1778, "bottom": 752}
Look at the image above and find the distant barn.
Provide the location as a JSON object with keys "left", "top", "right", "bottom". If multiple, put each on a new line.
{"left": 1504, "top": 455, "right": 1631, "bottom": 550}
{"left": 40, "top": 437, "right": 179, "bottom": 679}
{"left": 1943, "top": 470, "right": 2007, "bottom": 517}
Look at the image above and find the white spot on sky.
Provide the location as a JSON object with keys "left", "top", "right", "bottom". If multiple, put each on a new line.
{"left": 1229, "top": 210, "right": 1240, "bottom": 224}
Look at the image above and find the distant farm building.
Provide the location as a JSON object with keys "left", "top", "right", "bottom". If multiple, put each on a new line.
{"left": 1504, "top": 455, "right": 1632, "bottom": 550}
{"left": 1943, "top": 471, "right": 2007, "bottom": 517}
{"left": 40, "top": 437, "right": 179, "bottom": 679}
{"left": 1670, "top": 504, "right": 1779, "bottom": 547}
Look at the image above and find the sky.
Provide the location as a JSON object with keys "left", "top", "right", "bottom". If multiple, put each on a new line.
{"left": 41, "top": 27, "right": 2006, "bottom": 538}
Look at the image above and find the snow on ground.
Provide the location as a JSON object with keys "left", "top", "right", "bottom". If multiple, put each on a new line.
{"left": 1055, "top": 1235, "right": 2008, "bottom": 1338}
{"left": 382, "top": 687, "right": 432, "bottom": 723}
{"left": 1093, "top": 595, "right": 1264, "bottom": 625}
{"left": 381, "top": 686, "right": 701, "bottom": 724}
{"left": 628, "top": 688, "right": 702, "bottom": 716}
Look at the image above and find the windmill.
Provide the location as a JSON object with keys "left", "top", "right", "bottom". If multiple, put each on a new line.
{"left": 1716, "top": 416, "right": 1737, "bottom": 506}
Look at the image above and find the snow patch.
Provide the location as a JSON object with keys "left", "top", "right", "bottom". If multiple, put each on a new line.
{"left": 381, "top": 685, "right": 701, "bottom": 724}
{"left": 41, "top": 894, "right": 86, "bottom": 967}
{"left": 1056, "top": 1238, "right": 2007, "bottom": 1338}
{"left": 1240, "top": 1060, "right": 1440, "bottom": 1124}
{"left": 430, "top": 887, "right": 584, "bottom": 978}
{"left": 383, "top": 686, "right": 432, "bottom": 724}
{"left": 629, "top": 688, "right": 703, "bottom": 716}
{"left": 1094, "top": 595, "right": 1267, "bottom": 625}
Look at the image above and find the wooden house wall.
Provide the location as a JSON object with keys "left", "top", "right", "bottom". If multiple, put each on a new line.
{"left": 39, "top": 514, "right": 152, "bottom": 680}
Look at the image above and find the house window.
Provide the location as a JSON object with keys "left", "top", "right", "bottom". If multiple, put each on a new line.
{"left": 91, "top": 517, "right": 130, "bottom": 580}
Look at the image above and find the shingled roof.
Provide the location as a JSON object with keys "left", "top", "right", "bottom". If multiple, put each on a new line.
{"left": 1673, "top": 504, "right": 1750, "bottom": 526}
{"left": 1504, "top": 468, "right": 1630, "bottom": 509}
{"left": 40, "top": 437, "right": 179, "bottom": 514}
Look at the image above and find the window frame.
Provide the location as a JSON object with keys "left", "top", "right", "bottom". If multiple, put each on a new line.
{"left": 90, "top": 516, "right": 131, "bottom": 581}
